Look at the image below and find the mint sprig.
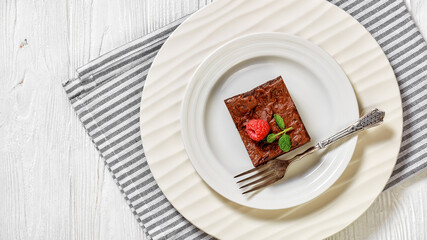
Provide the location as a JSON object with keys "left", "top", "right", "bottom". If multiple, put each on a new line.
{"left": 273, "top": 114, "right": 285, "bottom": 130}
{"left": 264, "top": 113, "right": 292, "bottom": 152}
{"left": 266, "top": 134, "right": 276, "bottom": 143}
{"left": 278, "top": 134, "right": 291, "bottom": 152}
{"left": 265, "top": 127, "right": 293, "bottom": 143}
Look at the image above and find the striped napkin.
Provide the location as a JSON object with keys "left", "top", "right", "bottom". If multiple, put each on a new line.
{"left": 63, "top": 0, "right": 427, "bottom": 239}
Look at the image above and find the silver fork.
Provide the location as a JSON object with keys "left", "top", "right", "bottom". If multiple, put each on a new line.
{"left": 235, "top": 108, "right": 385, "bottom": 194}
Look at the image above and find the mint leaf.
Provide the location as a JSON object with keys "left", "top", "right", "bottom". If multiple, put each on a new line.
{"left": 278, "top": 134, "right": 291, "bottom": 152}
{"left": 274, "top": 114, "right": 285, "bottom": 130}
{"left": 266, "top": 133, "right": 276, "bottom": 143}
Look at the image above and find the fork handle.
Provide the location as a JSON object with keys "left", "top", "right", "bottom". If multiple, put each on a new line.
{"left": 315, "top": 108, "right": 385, "bottom": 149}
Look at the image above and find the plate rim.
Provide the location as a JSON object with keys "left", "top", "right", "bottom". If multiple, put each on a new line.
{"left": 180, "top": 32, "right": 360, "bottom": 209}
{"left": 140, "top": 0, "right": 403, "bottom": 239}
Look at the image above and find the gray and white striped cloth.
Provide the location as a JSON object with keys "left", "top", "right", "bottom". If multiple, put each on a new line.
{"left": 63, "top": 0, "right": 427, "bottom": 239}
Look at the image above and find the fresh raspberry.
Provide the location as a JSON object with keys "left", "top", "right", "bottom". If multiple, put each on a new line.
{"left": 246, "top": 119, "right": 270, "bottom": 141}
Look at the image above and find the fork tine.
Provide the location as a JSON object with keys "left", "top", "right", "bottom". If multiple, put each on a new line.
{"left": 234, "top": 164, "right": 268, "bottom": 178}
{"left": 239, "top": 175, "right": 274, "bottom": 189}
{"left": 236, "top": 168, "right": 269, "bottom": 184}
{"left": 242, "top": 178, "right": 279, "bottom": 194}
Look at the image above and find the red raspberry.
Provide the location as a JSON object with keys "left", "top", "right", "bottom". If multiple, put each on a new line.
{"left": 246, "top": 119, "right": 270, "bottom": 142}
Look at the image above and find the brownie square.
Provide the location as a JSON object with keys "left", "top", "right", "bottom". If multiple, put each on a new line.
{"left": 224, "top": 76, "right": 311, "bottom": 167}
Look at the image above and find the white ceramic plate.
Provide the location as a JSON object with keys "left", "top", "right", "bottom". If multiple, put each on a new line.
{"left": 140, "top": 0, "right": 403, "bottom": 239}
{"left": 181, "top": 33, "right": 359, "bottom": 209}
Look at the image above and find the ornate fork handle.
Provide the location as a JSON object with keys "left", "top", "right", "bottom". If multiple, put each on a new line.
{"left": 236, "top": 109, "right": 386, "bottom": 194}
{"left": 316, "top": 108, "right": 385, "bottom": 149}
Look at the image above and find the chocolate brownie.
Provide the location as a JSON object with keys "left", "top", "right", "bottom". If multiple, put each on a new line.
{"left": 224, "top": 76, "right": 311, "bottom": 166}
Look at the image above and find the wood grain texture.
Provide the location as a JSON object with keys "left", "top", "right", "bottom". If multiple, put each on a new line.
{"left": 0, "top": 0, "right": 424, "bottom": 239}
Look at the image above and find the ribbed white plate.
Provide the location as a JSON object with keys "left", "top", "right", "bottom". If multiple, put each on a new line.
{"left": 140, "top": 0, "right": 403, "bottom": 239}
{"left": 181, "top": 33, "right": 359, "bottom": 209}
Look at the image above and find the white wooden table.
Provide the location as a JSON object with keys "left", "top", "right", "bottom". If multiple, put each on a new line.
{"left": 1, "top": 0, "right": 426, "bottom": 239}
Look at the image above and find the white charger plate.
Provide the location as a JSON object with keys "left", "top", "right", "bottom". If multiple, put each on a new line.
{"left": 181, "top": 33, "right": 359, "bottom": 209}
{"left": 140, "top": 0, "right": 403, "bottom": 238}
